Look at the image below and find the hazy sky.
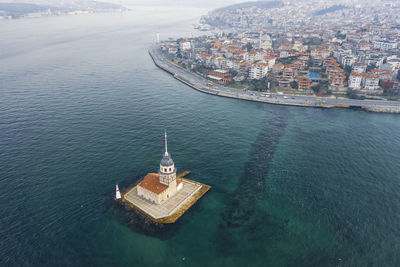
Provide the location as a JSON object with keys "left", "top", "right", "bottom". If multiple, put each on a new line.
{"left": 0, "top": 0, "right": 246, "bottom": 9}
{"left": 118, "top": 0, "right": 245, "bottom": 8}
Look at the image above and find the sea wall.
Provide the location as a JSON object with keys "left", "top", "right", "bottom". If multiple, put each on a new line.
{"left": 149, "top": 47, "right": 400, "bottom": 114}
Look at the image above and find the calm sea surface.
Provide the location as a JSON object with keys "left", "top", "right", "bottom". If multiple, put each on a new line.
{"left": 1, "top": 7, "right": 400, "bottom": 267}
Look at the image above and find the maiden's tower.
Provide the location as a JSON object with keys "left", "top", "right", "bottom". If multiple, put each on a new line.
{"left": 136, "top": 131, "right": 183, "bottom": 204}
{"left": 119, "top": 131, "right": 210, "bottom": 223}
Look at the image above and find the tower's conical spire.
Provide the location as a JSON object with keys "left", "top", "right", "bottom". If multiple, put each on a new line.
{"left": 164, "top": 129, "right": 168, "bottom": 156}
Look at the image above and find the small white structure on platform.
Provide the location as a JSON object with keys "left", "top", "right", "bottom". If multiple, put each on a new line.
{"left": 137, "top": 130, "right": 183, "bottom": 205}
{"left": 115, "top": 184, "right": 121, "bottom": 199}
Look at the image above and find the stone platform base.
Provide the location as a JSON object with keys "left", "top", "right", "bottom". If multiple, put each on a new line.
{"left": 121, "top": 178, "right": 210, "bottom": 223}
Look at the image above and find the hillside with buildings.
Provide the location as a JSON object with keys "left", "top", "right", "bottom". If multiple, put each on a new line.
{"left": 159, "top": 0, "right": 400, "bottom": 99}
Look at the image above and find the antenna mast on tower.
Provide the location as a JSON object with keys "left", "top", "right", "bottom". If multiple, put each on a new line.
{"left": 164, "top": 130, "right": 168, "bottom": 156}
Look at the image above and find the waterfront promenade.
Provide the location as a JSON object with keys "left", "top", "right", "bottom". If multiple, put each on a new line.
{"left": 149, "top": 46, "right": 400, "bottom": 113}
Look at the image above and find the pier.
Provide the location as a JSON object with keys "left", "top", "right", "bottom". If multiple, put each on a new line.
{"left": 149, "top": 46, "right": 400, "bottom": 114}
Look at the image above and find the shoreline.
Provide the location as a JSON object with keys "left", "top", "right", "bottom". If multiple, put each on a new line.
{"left": 148, "top": 46, "right": 400, "bottom": 114}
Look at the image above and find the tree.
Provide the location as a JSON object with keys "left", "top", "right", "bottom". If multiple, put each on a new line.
{"left": 344, "top": 65, "right": 352, "bottom": 75}
{"left": 290, "top": 80, "right": 298, "bottom": 89}
{"left": 307, "top": 58, "right": 313, "bottom": 68}
{"left": 176, "top": 49, "right": 182, "bottom": 59}
{"left": 312, "top": 80, "right": 330, "bottom": 94}
{"left": 245, "top": 42, "right": 253, "bottom": 52}
{"left": 367, "top": 63, "right": 376, "bottom": 72}
{"left": 335, "top": 31, "right": 346, "bottom": 40}
{"left": 176, "top": 38, "right": 183, "bottom": 45}
{"left": 248, "top": 77, "right": 268, "bottom": 91}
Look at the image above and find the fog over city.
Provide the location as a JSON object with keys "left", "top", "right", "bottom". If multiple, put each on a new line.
{"left": 2, "top": 0, "right": 387, "bottom": 9}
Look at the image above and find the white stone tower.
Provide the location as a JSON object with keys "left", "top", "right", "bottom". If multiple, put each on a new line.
{"left": 159, "top": 130, "right": 177, "bottom": 193}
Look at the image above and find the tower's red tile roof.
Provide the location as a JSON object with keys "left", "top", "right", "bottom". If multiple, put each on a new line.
{"left": 138, "top": 173, "right": 182, "bottom": 195}
{"left": 139, "top": 173, "right": 167, "bottom": 194}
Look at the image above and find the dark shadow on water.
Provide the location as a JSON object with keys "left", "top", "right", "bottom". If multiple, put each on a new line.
{"left": 215, "top": 106, "right": 290, "bottom": 255}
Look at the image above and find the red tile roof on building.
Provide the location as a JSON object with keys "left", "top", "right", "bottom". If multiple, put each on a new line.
{"left": 213, "top": 42, "right": 223, "bottom": 48}
{"left": 350, "top": 72, "right": 379, "bottom": 79}
{"left": 372, "top": 69, "right": 393, "bottom": 75}
{"left": 297, "top": 77, "right": 312, "bottom": 82}
{"left": 138, "top": 173, "right": 182, "bottom": 195}
{"left": 331, "top": 73, "right": 346, "bottom": 79}
{"left": 139, "top": 173, "right": 168, "bottom": 194}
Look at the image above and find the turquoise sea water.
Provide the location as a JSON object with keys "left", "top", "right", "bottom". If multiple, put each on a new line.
{"left": 1, "top": 8, "right": 400, "bottom": 266}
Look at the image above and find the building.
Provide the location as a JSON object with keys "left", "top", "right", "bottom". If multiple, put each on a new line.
{"left": 278, "top": 78, "right": 291, "bottom": 88}
{"left": 330, "top": 73, "right": 346, "bottom": 86}
{"left": 244, "top": 50, "right": 265, "bottom": 62}
{"left": 380, "top": 79, "right": 395, "bottom": 91}
{"left": 327, "top": 67, "right": 344, "bottom": 78}
{"left": 352, "top": 62, "right": 367, "bottom": 73}
{"left": 363, "top": 74, "right": 379, "bottom": 90}
{"left": 371, "top": 69, "right": 394, "bottom": 80}
{"left": 207, "top": 69, "right": 232, "bottom": 84}
{"left": 180, "top": 41, "right": 191, "bottom": 51}
{"left": 341, "top": 55, "right": 355, "bottom": 67}
{"left": 311, "top": 55, "right": 323, "bottom": 66}
{"left": 249, "top": 63, "right": 268, "bottom": 80}
{"left": 373, "top": 40, "right": 398, "bottom": 51}
{"left": 264, "top": 56, "right": 276, "bottom": 69}
{"left": 259, "top": 33, "right": 272, "bottom": 49}
{"left": 297, "top": 77, "right": 312, "bottom": 90}
{"left": 349, "top": 72, "right": 364, "bottom": 89}
{"left": 272, "top": 63, "right": 284, "bottom": 73}
{"left": 282, "top": 68, "right": 295, "bottom": 79}
{"left": 137, "top": 131, "right": 183, "bottom": 205}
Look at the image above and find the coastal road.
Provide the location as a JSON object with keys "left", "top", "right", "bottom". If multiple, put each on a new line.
{"left": 149, "top": 46, "right": 400, "bottom": 113}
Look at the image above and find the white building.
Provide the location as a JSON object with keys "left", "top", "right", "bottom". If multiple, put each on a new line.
{"left": 226, "top": 59, "right": 241, "bottom": 71}
{"left": 244, "top": 50, "right": 266, "bottom": 62}
{"left": 349, "top": 73, "right": 363, "bottom": 89}
{"left": 373, "top": 40, "right": 398, "bottom": 51}
{"left": 264, "top": 56, "right": 276, "bottom": 69}
{"left": 168, "top": 47, "right": 178, "bottom": 54}
{"left": 249, "top": 63, "right": 269, "bottom": 80}
{"left": 137, "top": 131, "right": 183, "bottom": 205}
{"left": 259, "top": 34, "right": 272, "bottom": 49}
{"left": 341, "top": 55, "right": 355, "bottom": 67}
{"left": 180, "top": 41, "right": 191, "bottom": 51}
{"left": 352, "top": 63, "right": 367, "bottom": 73}
{"left": 363, "top": 74, "right": 379, "bottom": 90}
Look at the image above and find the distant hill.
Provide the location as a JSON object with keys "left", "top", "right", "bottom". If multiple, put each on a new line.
{"left": 0, "top": 1, "right": 126, "bottom": 18}
{"left": 313, "top": 5, "right": 347, "bottom": 16}
{"left": 0, "top": 3, "right": 58, "bottom": 18}
{"left": 212, "top": 1, "right": 284, "bottom": 14}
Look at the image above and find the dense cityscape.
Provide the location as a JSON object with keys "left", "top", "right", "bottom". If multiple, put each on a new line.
{"left": 160, "top": 0, "right": 400, "bottom": 99}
